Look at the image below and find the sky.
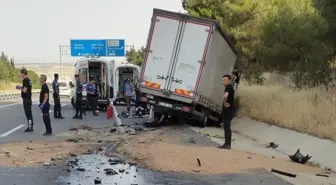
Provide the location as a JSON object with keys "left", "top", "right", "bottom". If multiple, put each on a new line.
{"left": 0, "top": 0, "right": 185, "bottom": 63}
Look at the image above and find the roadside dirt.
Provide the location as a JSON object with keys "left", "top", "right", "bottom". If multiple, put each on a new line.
{"left": 118, "top": 129, "right": 326, "bottom": 175}
{"left": 0, "top": 125, "right": 124, "bottom": 167}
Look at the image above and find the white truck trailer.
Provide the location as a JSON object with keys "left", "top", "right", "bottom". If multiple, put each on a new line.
{"left": 139, "top": 9, "right": 237, "bottom": 127}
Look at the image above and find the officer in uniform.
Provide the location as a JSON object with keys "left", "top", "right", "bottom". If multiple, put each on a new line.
{"left": 73, "top": 74, "right": 83, "bottom": 119}
{"left": 52, "top": 73, "right": 64, "bottom": 119}
{"left": 16, "top": 68, "right": 34, "bottom": 132}
{"left": 39, "top": 74, "right": 52, "bottom": 135}
{"left": 86, "top": 76, "right": 99, "bottom": 116}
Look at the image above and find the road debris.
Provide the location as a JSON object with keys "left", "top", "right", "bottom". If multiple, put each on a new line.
{"left": 289, "top": 149, "right": 312, "bottom": 164}
{"left": 316, "top": 173, "right": 329, "bottom": 178}
{"left": 76, "top": 167, "right": 86, "bottom": 172}
{"left": 271, "top": 169, "right": 297, "bottom": 178}
{"left": 197, "top": 158, "right": 201, "bottom": 166}
{"left": 43, "top": 163, "right": 51, "bottom": 166}
{"left": 26, "top": 147, "right": 33, "bottom": 150}
{"left": 104, "top": 168, "right": 118, "bottom": 175}
{"left": 94, "top": 177, "right": 102, "bottom": 184}
{"left": 267, "top": 142, "right": 279, "bottom": 149}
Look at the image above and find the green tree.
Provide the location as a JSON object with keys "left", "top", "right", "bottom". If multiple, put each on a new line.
{"left": 126, "top": 47, "right": 145, "bottom": 66}
{"left": 183, "top": 0, "right": 336, "bottom": 87}
{"left": 0, "top": 51, "right": 40, "bottom": 89}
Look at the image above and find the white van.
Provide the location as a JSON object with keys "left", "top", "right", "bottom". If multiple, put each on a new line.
{"left": 71, "top": 58, "right": 140, "bottom": 109}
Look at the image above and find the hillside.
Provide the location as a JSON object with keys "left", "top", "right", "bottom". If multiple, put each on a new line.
{"left": 0, "top": 52, "right": 40, "bottom": 90}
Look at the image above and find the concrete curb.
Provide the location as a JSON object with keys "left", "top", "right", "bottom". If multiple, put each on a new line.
{"left": 0, "top": 90, "right": 40, "bottom": 101}
{"left": 231, "top": 117, "right": 336, "bottom": 171}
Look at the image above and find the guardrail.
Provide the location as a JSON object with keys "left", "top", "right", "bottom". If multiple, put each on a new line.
{"left": 0, "top": 90, "right": 40, "bottom": 101}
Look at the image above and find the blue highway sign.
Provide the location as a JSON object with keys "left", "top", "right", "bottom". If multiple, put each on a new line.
{"left": 70, "top": 39, "right": 125, "bottom": 57}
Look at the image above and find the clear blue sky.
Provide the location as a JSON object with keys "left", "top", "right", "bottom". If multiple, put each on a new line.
{"left": 0, "top": 0, "right": 184, "bottom": 63}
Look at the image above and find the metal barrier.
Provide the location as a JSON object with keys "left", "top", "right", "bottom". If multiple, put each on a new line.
{"left": 0, "top": 90, "right": 40, "bottom": 101}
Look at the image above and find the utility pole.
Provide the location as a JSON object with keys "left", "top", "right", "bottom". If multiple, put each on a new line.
{"left": 59, "top": 45, "right": 70, "bottom": 80}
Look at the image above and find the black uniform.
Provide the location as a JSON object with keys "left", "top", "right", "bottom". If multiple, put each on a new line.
{"left": 221, "top": 84, "right": 235, "bottom": 148}
{"left": 22, "top": 77, "right": 34, "bottom": 132}
{"left": 40, "top": 83, "right": 52, "bottom": 135}
{"left": 52, "top": 79, "right": 63, "bottom": 118}
{"left": 73, "top": 80, "right": 83, "bottom": 119}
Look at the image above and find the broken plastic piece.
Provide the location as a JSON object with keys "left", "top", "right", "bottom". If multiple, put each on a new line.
{"left": 267, "top": 142, "right": 278, "bottom": 149}
{"left": 316, "top": 174, "right": 329, "bottom": 178}
{"left": 289, "top": 149, "right": 312, "bottom": 164}
{"left": 271, "top": 169, "right": 296, "bottom": 178}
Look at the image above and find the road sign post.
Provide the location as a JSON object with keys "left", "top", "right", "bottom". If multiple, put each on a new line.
{"left": 70, "top": 39, "right": 125, "bottom": 57}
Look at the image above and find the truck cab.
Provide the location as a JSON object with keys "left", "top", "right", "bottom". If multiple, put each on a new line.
{"left": 71, "top": 58, "right": 113, "bottom": 110}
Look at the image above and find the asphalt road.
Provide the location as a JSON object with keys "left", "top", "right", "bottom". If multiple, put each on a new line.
{"left": 0, "top": 97, "right": 115, "bottom": 144}
{"left": 0, "top": 98, "right": 294, "bottom": 185}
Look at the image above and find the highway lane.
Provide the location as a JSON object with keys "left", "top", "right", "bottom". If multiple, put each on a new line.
{"left": 0, "top": 98, "right": 115, "bottom": 143}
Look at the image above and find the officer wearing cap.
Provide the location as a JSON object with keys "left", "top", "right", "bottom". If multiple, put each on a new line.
{"left": 86, "top": 76, "right": 99, "bottom": 116}
{"left": 72, "top": 74, "right": 83, "bottom": 119}
{"left": 16, "top": 68, "right": 34, "bottom": 132}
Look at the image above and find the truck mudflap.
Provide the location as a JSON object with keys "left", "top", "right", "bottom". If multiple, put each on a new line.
{"left": 140, "top": 95, "right": 192, "bottom": 113}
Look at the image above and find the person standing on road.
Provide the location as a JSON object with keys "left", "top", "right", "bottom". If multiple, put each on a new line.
{"left": 73, "top": 74, "right": 83, "bottom": 119}
{"left": 39, "top": 74, "right": 52, "bottom": 136}
{"left": 219, "top": 74, "right": 235, "bottom": 150}
{"left": 86, "top": 76, "right": 99, "bottom": 116}
{"left": 52, "top": 73, "right": 64, "bottom": 119}
{"left": 232, "top": 66, "right": 240, "bottom": 90}
{"left": 16, "top": 68, "right": 34, "bottom": 132}
{"left": 124, "top": 79, "right": 133, "bottom": 112}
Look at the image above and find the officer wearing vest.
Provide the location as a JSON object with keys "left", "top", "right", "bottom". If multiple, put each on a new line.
{"left": 52, "top": 73, "right": 64, "bottom": 119}
{"left": 72, "top": 74, "right": 83, "bottom": 119}
{"left": 86, "top": 76, "right": 99, "bottom": 116}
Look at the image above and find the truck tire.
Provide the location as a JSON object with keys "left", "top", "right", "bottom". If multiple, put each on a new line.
{"left": 71, "top": 98, "right": 75, "bottom": 108}
{"left": 201, "top": 108, "right": 209, "bottom": 128}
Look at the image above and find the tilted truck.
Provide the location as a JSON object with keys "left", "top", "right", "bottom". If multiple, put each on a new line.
{"left": 139, "top": 8, "right": 237, "bottom": 127}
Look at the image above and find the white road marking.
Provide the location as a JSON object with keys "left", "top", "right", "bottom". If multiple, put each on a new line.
{"left": 0, "top": 103, "right": 20, "bottom": 108}
{"left": 0, "top": 124, "right": 25, "bottom": 137}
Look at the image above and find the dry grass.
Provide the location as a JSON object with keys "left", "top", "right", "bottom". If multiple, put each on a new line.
{"left": 237, "top": 81, "right": 336, "bottom": 141}
{"left": 0, "top": 82, "right": 17, "bottom": 91}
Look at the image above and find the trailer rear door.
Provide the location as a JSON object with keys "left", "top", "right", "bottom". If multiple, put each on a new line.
{"left": 168, "top": 21, "right": 212, "bottom": 98}
{"left": 140, "top": 15, "right": 183, "bottom": 92}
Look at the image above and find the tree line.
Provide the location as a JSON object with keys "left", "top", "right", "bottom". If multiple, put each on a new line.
{"left": 0, "top": 52, "right": 40, "bottom": 89}
{"left": 127, "top": 0, "right": 336, "bottom": 88}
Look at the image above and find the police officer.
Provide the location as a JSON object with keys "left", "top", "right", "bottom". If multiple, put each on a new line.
{"left": 16, "top": 68, "right": 34, "bottom": 132}
{"left": 90, "top": 74, "right": 100, "bottom": 113}
{"left": 52, "top": 73, "right": 64, "bottom": 119}
{"left": 72, "top": 74, "right": 83, "bottom": 119}
{"left": 39, "top": 74, "right": 52, "bottom": 135}
{"left": 86, "top": 76, "right": 99, "bottom": 116}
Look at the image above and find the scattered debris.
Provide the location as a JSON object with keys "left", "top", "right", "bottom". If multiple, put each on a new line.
{"left": 267, "top": 142, "right": 279, "bottom": 149}
{"left": 110, "top": 128, "right": 117, "bottom": 133}
{"left": 108, "top": 157, "right": 122, "bottom": 165}
{"left": 316, "top": 173, "right": 329, "bottom": 178}
{"left": 68, "top": 127, "right": 78, "bottom": 131}
{"left": 43, "top": 163, "right": 51, "bottom": 166}
{"left": 65, "top": 138, "right": 84, "bottom": 143}
{"left": 289, "top": 149, "right": 312, "bottom": 164}
{"left": 247, "top": 157, "right": 252, "bottom": 159}
{"left": 119, "top": 169, "right": 125, "bottom": 173}
{"left": 197, "top": 158, "right": 201, "bottom": 166}
{"left": 187, "top": 137, "right": 197, "bottom": 144}
{"left": 191, "top": 169, "right": 201, "bottom": 173}
{"left": 97, "top": 140, "right": 103, "bottom": 143}
{"left": 271, "top": 169, "right": 296, "bottom": 178}
{"left": 69, "top": 153, "right": 77, "bottom": 157}
{"left": 76, "top": 167, "right": 86, "bottom": 172}
{"left": 104, "top": 168, "right": 118, "bottom": 175}
{"left": 26, "top": 147, "right": 33, "bottom": 150}
{"left": 94, "top": 177, "right": 102, "bottom": 184}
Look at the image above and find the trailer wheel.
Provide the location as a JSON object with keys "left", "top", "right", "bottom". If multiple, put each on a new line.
{"left": 201, "top": 108, "right": 209, "bottom": 128}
